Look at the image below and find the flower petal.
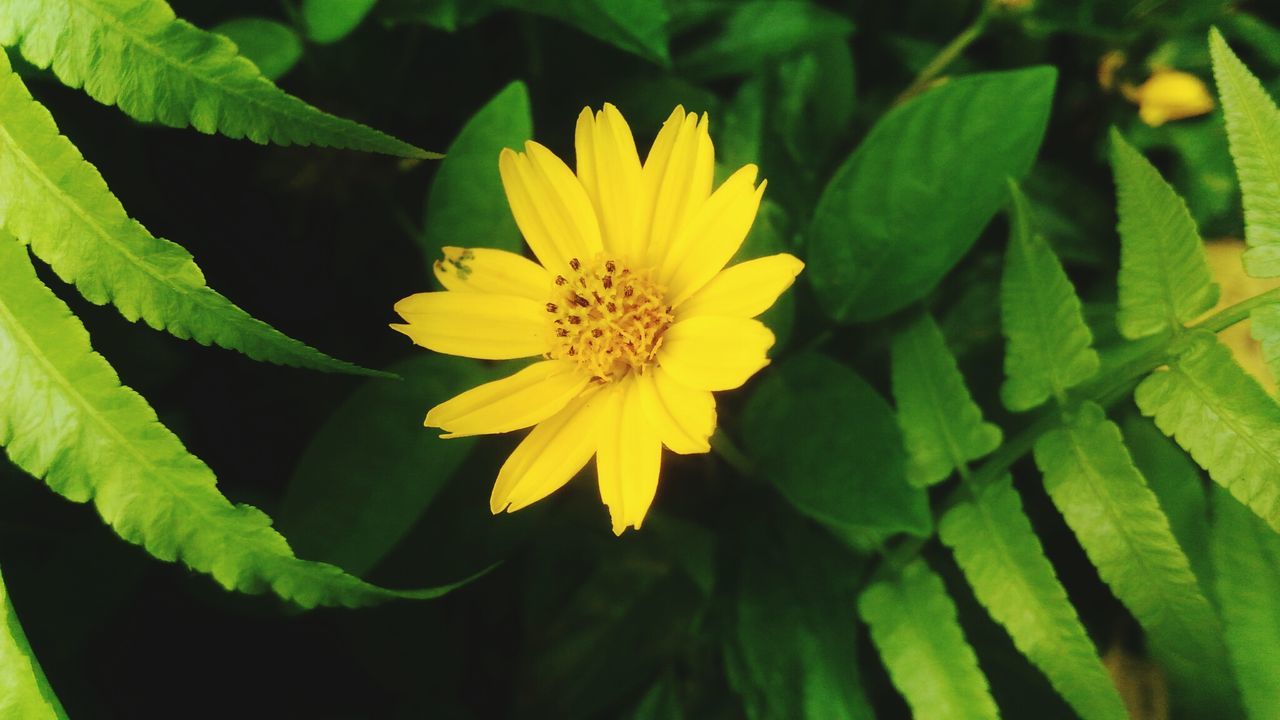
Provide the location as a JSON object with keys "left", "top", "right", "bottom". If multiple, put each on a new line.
{"left": 676, "top": 253, "right": 804, "bottom": 318}
{"left": 392, "top": 291, "right": 548, "bottom": 359}
{"left": 657, "top": 316, "right": 774, "bottom": 391}
{"left": 432, "top": 246, "right": 551, "bottom": 300}
{"left": 491, "top": 388, "right": 603, "bottom": 513}
{"left": 636, "top": 367, "right": 716, "bottom": 454}
{"left": 659, "top": 164, "right": 765, "bottom": 306}
{"left": 577, "top": 104, "right": 647, "bottom": 262}
{"left": 642, "top": 108, "right": 714, "bottom": 268}
{"left": 499, "top": 143, "right": 603, "bottom": 274}
{"left": 596, "top": 377, "right": 663, "bottom": 534}
{"left": 425, "top": 360, "right": 589, "bottom": 438}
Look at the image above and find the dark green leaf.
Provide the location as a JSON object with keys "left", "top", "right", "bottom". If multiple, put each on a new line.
{"left": 212, "top": 17, "right": 303, "bottom": 80}
{"left": 676, "top": 0, "right": 853, "bottom": 80}
{"left": 302, "top": 0, "right": 378, "bottom": 43}
{"left": 502, "top": 0, "right": 670, "bottom": 65}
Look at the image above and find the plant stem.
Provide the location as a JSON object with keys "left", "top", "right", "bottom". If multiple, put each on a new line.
{"left": 711, "top": 429, "right": 755, "bottom": 477}
{"left": 894, "top": 7, "right": 991, "bottom": 105}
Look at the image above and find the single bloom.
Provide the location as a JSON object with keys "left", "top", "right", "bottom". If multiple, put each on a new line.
{"left": 392, "top": 104, "right": 803, "bottom": 534}
{"left": 1123, "top": 68, "right": 1214, "bottom": 127}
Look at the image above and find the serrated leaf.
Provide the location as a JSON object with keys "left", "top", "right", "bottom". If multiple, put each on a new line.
{"left": 1210, "top": 486, "right": 1280, "bottom": 718}
{"left": 0, "top": 233, "right": 462, "bottom": 608}
{"left": 0, "top": 49, "right": 379, "bottom": 377}
{"left": 1033, "top": 401, "right": 1232, "bottom": 708}
{"left": 857, "top": 558, "right": 999, "bottom": 720}
{"left": 939, "top": 475, "right": 1127, "bottom": 720}
{"left": 1000, "top": 181, "right": 1099, "bottom": 411}
{"left": 421, "top": 81, "right": 531, "bottom": 263}
{"left": 302, "top": 0, "right": 378, "bottom": 44}
{"left": 1135, "top": 330, "right": 1280, "bottom": 533}
{"left": 0, "top": 566, "right": 66, "bottom": 720}
{"left": 1110, "top": 128, "right": 1219, "bottom": 338}
{"left": 212, "top": 18, "right": 302, "bottom": 81}
{"left": 502, "top": 0, "right": 670, "bottom": 65}
{"left": 1251, "top": 303, "right": 1280, "bottom": 384}
{"left": 742, "top": 352, "right": 932, "bottom": 543}
{"left": 891, "top": 313, "right": 1001, "bottom": 487}
{"left": 0, "top": 0, "right": 433, "bottom": 156}
{"left": 809, "top": 67, "right": 1056, "bottom": 323}
{"left": 1209, "top": 28, "right": 1280, "bottom": 276}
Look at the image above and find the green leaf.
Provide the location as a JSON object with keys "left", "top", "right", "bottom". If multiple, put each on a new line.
{"left": 890, "top": 313, "right": 1002, "bottom": 487}
{"left": 0, "top": 233, "right": 459, "bottom": 608}
{"left": 809, "top": 67, "right": 1056, "bottom": 323}
{"left": 1251, "top": 303, "right": 1280, "bottom": 383}
{"left": 212, "top": 17, "right": 302, "bottom": 80}
{"left": 1033, "top": 402, "right": 1234, "bottom": 709}
{"left": 939, "top": 475, "right": 1127, "bottom": 720}
{"left": 302, "top": 0, "right": 378, "bottom": 43}
{"left": 0, "top": 0, "right": 434, "bottom": 156}
{"left": 1110, "top": 128, "right": 1219, "bottom": 338}
{"left": 0, "top": 566, "right": 66, "bottom": 720}
{"left": 1211, "top": 486, "right": 1280, "bottom": 718}
{"left": 1000, "top": 181, "right": 1099, "bottom": 411}
{"left": 279, "top": 355, "right": 490, "bottom": 576}
{"left": 0, "top": 50, "right": 378, "bottom": 376}
{"left": 773, "top": 39, "right": 856, "bottom": 168}
{"left": 501, "top": 0, "right": 670, "bottom": 65}
{"left": 1209, "top": 28, "right": 1280, "bottom": 276}
{"left": 421, "top": 81, "right": 532, "bottom": 264}
{"left": 1135, "top": 330, "right": 1280, "bottom": 533}
{"left": 857, "top": 558, "right": 999, "bottom": 720}
{"left": 676, "top": 0, "right": 854, "bottom": 80}
{"left": 742, "top": 352, "right": 932, "bottom": 543}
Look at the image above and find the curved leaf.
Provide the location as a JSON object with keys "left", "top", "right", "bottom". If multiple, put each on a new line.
{"left": 1000, "top": 181, "right": 1099, "bottom": 411}
{"left": 0, "top": 233, "right": 460, "bottom": 608}
{"left": 0, "top": 49, "right": 380, "bottom": 376}
{"left": 891, "top": 313, "right": 1001, "bottom": 487}
{"left": 939, "top": 476, "right": 1127, "bottom": 720}
{"left": 808, "top": 67, "right": 1055, "bottom": 323}
{"left": 0, "top": 0, "right": 434, "bottom": 156}
{"left": 858, "top": 558, "right": 999, "bottom": 720}
{"left": 0, "top": 566, "right": 66, "bottom": 720}
{"left": 1135, "top": 330, "right": 1280, "bottom": 533}
{"left": 1110, "top": 128, "right": 1218, "bottom": 339}
{"left": 212, "top": 18, "right": 302, "bottom": 80}
{"left": 503, "top": 0, "right": 670, "bottom": 66}
{"left": 302, "top": 0, "right": 378, "bottom": 44}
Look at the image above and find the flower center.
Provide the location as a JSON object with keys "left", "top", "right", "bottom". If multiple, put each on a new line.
{"left": 545, "top": 255, "right": 674, "bottom": 381}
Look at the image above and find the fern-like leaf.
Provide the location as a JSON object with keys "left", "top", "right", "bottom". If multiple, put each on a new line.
{"left": 939, "top": 475, "right": 1127, "bottom": 720}
{"left": 0, "top": 0, "right": 435, "bottom": 157}
{"left": 0, "top": 49, "right": 382, "bottom": 376}
{"left": 1135, "top": 330, "right": 1280, "bottom": 533}
{"left": 1211, "top": 486, "right": 1280, "bottom": 717}
{"left": 0, "top": 233, "right": 460, "bottom": 608}
{"left": 1251, "top": 303, "right": 1280, "bottom": 383}
{"left": 858, "top": 558, "right": 999, "bottom": 720}
{"left": 0, "top": 565, "right": 66, "bottom": 720}
{"left": 1209, "top": 28, "right": 1280, "bottom": 277}
{"left": 1110, "top": 128, "right": 1219, "bottom": 338}
{"left": 1001, "top": 180, "right": 1099, "bottom": 411}
{"left": 1033, "top": 401, "right": 1231, "bottom": 703}
{"left": 891, "top": 313, "right": 1001, "bottom": 487}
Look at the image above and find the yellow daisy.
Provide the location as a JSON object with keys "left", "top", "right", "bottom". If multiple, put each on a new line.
{"left": 392, "top": 104, "right": 803, "bottom": 534}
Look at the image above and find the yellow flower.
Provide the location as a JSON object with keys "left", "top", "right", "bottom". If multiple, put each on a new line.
{"left": 391, "top": 104, "right": 803, "bottom": 534}
{"left": 1122, "top": 69, "right": 1214, "bottom": 127}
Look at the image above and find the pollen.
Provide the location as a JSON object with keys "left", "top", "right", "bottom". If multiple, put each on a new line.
{"left": 546, "top": 255, "right": 674, "bottom": 381}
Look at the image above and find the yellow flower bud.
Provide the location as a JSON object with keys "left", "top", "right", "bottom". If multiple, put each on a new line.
{"left": 1126, "top": 70, "right": 1215, "bottom": 127}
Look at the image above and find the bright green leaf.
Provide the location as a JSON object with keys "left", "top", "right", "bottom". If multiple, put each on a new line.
{"left": 939, "top": 475, "right": 1127, "bottom": 720}
{"left": 1000, "top": 181, "right": 1099, "bottom": 411}
{"left": 302, "top": 0, "right": 378, "bottom": 43}
{"left": 0, "top": 50, "right": 378, "bottom": 376}
{"left": 502, "top": 0, "right": 670, "bottom": 65}
{"left": 279, "top": 355, "right": 490, "bottom": 577}
{"left": 1251, "top": 303, "right": 1280, "bottom": 383}
{"left": 1033, "top": 401, "right": 1233, "bottom": 710}
{"left": 1110, "top": 128, "right": 1219, "bottom": 338}
{"left": 1209, "top": 28, "right": 1280, "bottom": 276}
{"left": 0, "top": 566, "right": 66, "bottom": 720}
{"left": 743, "top": 352, "right": 932, "bottom": 542}
{"left": 0, "top": 234, "right": 459, "bottom": 608}
{"left": 891, "top": 313, "right": 1002, "bottom": 487}
{"left": 1211, "top": 486, "right": 1280, "bottom": 718}
{"left": 809, "top": 68, "right": 1056, "bottom": 323}
{"left": 1135, "top": 330, "right": 1280, "bottom": 533}
{"left": 212, "top": 17, "right": 303, "bottom": 80}
{"left": 0, "top": 0, "right": 434, "bottom": 156}
{"left": 676, "top": 0, "right": 853, "bottom": 80}
{"left": 858, "top": 558, "right": 999, "bottom": 720}
{"left": 421, "top": 81, "right": 531, "bottom": 263}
